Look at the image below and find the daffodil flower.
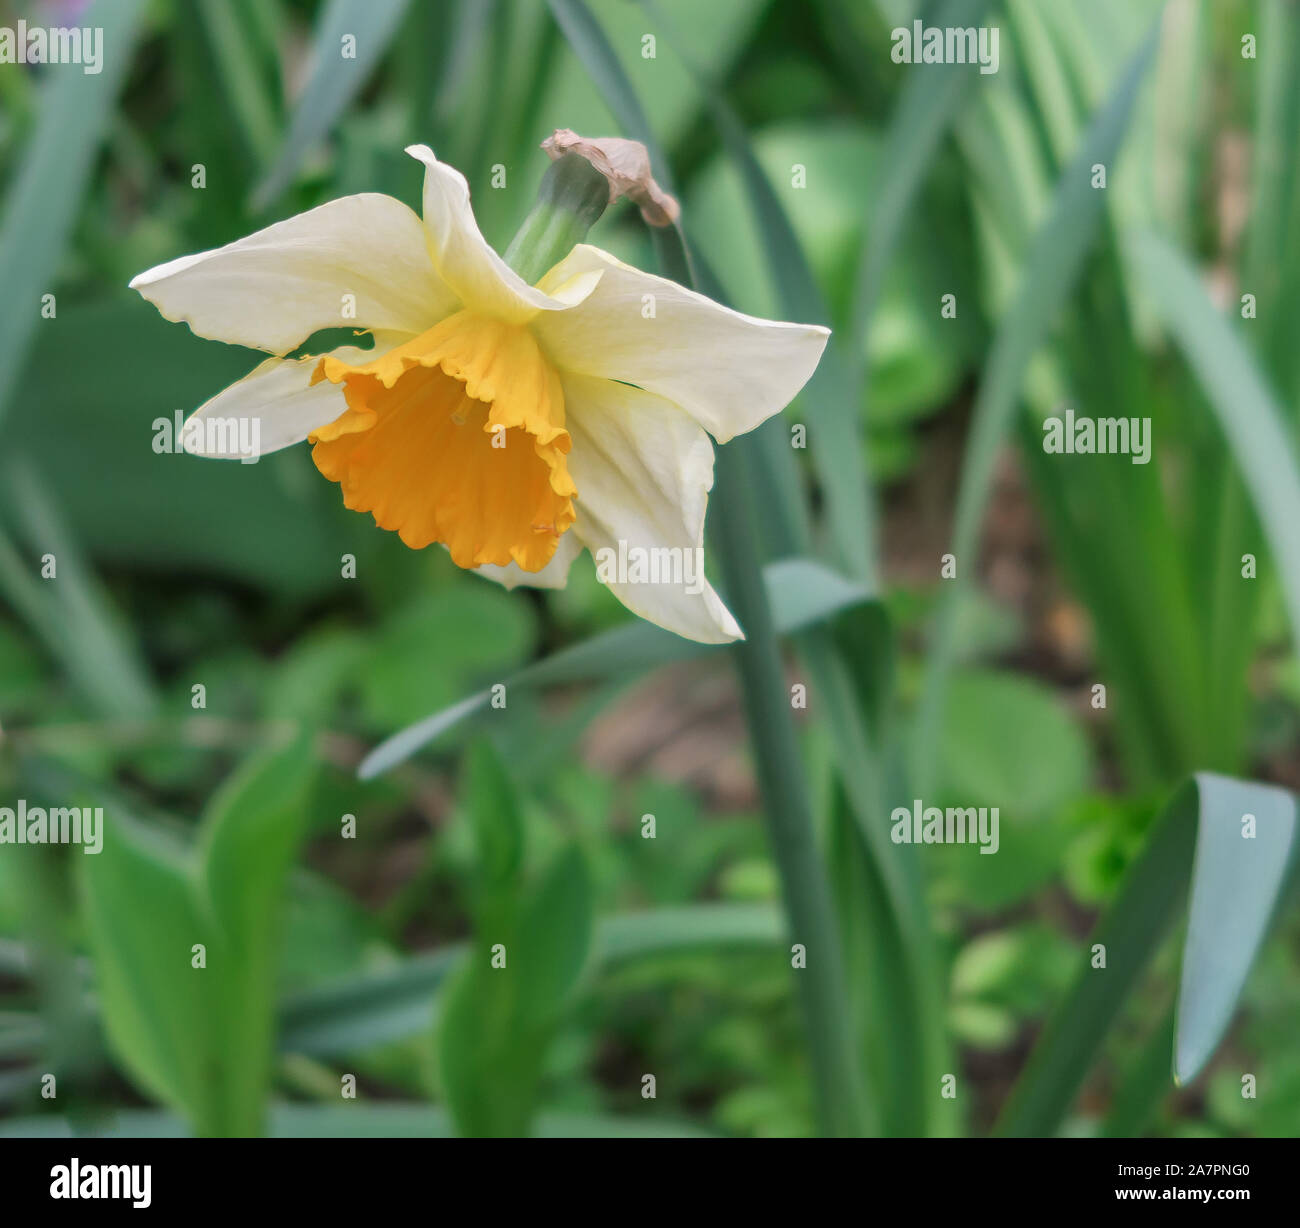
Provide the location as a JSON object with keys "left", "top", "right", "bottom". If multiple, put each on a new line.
{"left": 130, "top": 145, "right": 828, "bottom": 643}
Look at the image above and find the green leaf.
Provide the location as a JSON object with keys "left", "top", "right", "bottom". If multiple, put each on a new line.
{"left": 196, "top": 0, "right": 282, "bottom": 169}
{"left": 644, "top": 0, "right": 873, "bottom": 582}
{"left": 279, "top": 949, "right": 463, "bottom": 1057}
{"left": 358, "top": 557, "right": 874, "bottom": 777}
{"left": 938, "top": 671, "right": 1091, "bottom": 818}
{"left": 0, "top": 0, "right": 149, "bottom": 424}
{"left": 7, "top": 298, "right": 353, "bottom": 595}
{"left": 1244, "top": 0, "right": 1300, "bottom": 374}
{"left": 438, "top": 835, "right": 592, "bottom": 1137}
{"left": 79, "top": 819, "right": 216, "bottom": 1130}
{"left": 849, "top": 0, "right": 994, "bottom": 472}
{"left": 996, "top": 773, "right": 1298, "bottom": 1136}
{"left": 361, "top": 584, "right": 535, "bottom": 729}
{"left": 850, "top": 0, "right": 995, "bottom": 317}
{"left": 1175, "top": 775, "right": 1298, "bottom": 1083}
{"left": 0, "top": 1104, "right": 716, "bottom": 1139}
{"left": 198, "top": 732, "right": 317, "bottom": 1136}
{"left": 514, "top": 844, "right": 593, "bottom": 1019}
{"left": 462, "top": 741, "right": 525, "bottom": 892}
{"left": 594, "top": 902, "right": 782, "bottom": 963}
{"left": 826, "top": 779, "right": 926, "bottom": 1134}
{"left": 648, "top": 218, "right": 892, "bottom": 1137}
{"left": 264, "top": 627, "right": 368, "bottom": 721}
{"left": 657, "top": 160, "right": 949, "bottom": 1133}
{"left": 932, "top": 670, "right": 1091, "bottom": 909}
{"left": 1101, "top": 1008, "right": 1177, "bottom": 1139}
{"left": 251, "top": 0, "right": 413, "bottom": 209}
{"left": 0, "top": 1013, "right": 45, "bottom": 1062}
{"left": 0, "top": 461, "right": 156, "bottom": 720}
{"left": 79, "top": 739, "right": 316, "bottom": 1137}
{"left": 278, "top": 904, "right": 781, "bottom": 1059}
{"left": 545, "top": 0, "right": 672, "bottom": 185}
{"left": 1131, "top": 229, "right": 1300, "bottom": 654}
{"left": 437, "top": 743, "right": 591, "bottom": 1138}
{"left": 913, "top": 23, "right": 1160, "bottom": 795}
{"left": 437, "top": 957, "right": 544, "bottom": 1138}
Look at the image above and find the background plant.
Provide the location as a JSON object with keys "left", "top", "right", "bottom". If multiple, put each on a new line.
{"left": 1, "top": 0, "right": 1298, "bottom": 1139}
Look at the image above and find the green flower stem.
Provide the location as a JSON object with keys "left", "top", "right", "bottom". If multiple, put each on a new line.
{"left": 652, "top": 221, "right": 865, "bottom": 1135}
{"left": 502, "top": 153, "right": 609, "bottom": 284}
{"left": 505, "top": 164, "right": 865, "bottom": 1132}
{"left": 709, "top": 439, "right": 868, "bottom": 1138}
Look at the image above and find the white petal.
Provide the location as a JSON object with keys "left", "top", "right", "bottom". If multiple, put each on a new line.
{"left": 183, "top": 344, "right": 373, "bottom": 459}
{"left": 406, "top": 145, "right": 601, "bottom": 325}
{"left": 130, "top": 194, "right": 454, "bottom": 354}
{"left": 472, "top": 532, "right": 583, "bottom": 591}
{"left": 534, "top": 244, "right": 830, "bottom": 442}
{"left": 562, "top": 373, "right": 742, "bottom": 644}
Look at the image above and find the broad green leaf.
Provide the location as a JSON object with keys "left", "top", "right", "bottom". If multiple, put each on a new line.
{"left": 514, "top": 844, "right": 593, "bottom": 1019}
{"left": 437, "top": 744, "right": 585, "bottom": 1138}
{"left": 198, "top": 733, "right": 317, "bottom": 1137}
{"left": 913, "top": 24, "right": 1159, "bottom": 796}
{"left": 1175, "top": 775, "right": 1297, "bottom": 1082}
{"left": 437, "top": 958, "right": 546, "bottom": 1137}
{"left": 939, "top": 671, "right": 1091, "bottom": 817}
{"left": 932, "top": 670, "right": 1091, "bottom": 910}
{"left": 461, "top": 741, "right": 525, "bottom": 891}
{"left": 358, "top": 558, "right": 874, "bottom": 778}
{"left": 79, "top": 819, "right": 217, "bottom": 1130}
{"left": 438, "top": 837, "right": 592, "bottom": 1137}
{"left": 0, "top": 0, "right": 148, "bottom": 424}
{"left": 264, "top": 627, "right": 368, "bottom": 721}
{"left": 997, "top": 773, "right": 1298, "bottom": 1136}
{"left": 80, "top": 740, "right": 316, "bottom": 1137}
{"left": 251, "top": 0, "right": 413, "bottom": 208}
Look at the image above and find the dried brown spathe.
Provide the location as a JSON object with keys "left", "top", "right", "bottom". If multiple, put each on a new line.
{"left": 541, "top": 129, "right": 680, "bottom": 227}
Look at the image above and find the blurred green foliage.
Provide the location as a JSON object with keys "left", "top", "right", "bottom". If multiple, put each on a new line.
{"left": 2, "top": 0, "right": 1299, "bottom": 1140}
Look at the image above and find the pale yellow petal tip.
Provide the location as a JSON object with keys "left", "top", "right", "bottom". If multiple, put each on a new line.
{"left": 800, "top": 322, "right": 832, "bottom": 356}
{"left": 405, "top": 144, "right": 461, "bottom": 184}
{"left": 127, "top": 265, "right": 166, "bottom": 294}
